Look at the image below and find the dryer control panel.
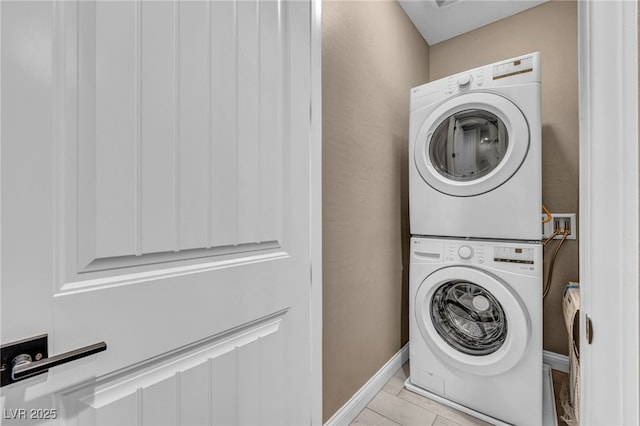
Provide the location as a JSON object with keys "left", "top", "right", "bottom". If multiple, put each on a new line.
{"left": 409, "top": 52, "right": 541, "bottom": 113}
{"left": 493, "top": 55, "right": 535, "bottom": 81}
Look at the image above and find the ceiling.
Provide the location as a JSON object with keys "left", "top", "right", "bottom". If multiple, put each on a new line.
{"left": 398, "top": 0, "right": 549, "bottom": 46}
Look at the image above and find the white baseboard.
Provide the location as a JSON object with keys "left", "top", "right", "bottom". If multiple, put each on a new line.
{"left": 324, "top": 343, "right": 410, "bottom": 426}
{"left": 543, "top": 350, "right": 570, "bottom": 373}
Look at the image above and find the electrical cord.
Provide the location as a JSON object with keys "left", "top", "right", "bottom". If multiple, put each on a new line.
{"left": 542, "top": 229, "right": 570, "bottom": 299}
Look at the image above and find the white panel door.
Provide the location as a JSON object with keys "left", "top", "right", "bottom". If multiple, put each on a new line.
{"left": 0, "top": 1, "right": 320, "bottom": 425}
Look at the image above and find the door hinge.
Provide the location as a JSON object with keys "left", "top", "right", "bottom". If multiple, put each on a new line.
{"left": 586, "top": 314, "right": 593, "bottom": 344}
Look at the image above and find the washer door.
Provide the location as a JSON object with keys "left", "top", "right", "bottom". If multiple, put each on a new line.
{"left": 415, "top": 266, "right": 530, "bottom": 375}
{"left": 414, "top": 93, "right": 529, "bottom": 197}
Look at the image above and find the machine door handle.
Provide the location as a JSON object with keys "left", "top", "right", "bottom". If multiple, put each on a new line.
{"left": 1, "top": 334, "right": 107, "bottom": 386}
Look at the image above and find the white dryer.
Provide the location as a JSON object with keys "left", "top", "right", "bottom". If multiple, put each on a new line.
{"left": 409, "top": 53, "right": 541, "bottom": 240}
{"left": 408, "top": 236, "right": 542, "bottom": 425}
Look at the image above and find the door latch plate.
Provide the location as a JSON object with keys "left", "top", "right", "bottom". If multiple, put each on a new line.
{"left": 1, "top": 334, "right": 48, "bottom": 386}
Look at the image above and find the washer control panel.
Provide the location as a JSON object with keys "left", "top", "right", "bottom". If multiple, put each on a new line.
{"left": 494, "top": 246, "right": 535, "bottom": 264}
{"left": 440, "top": 240, "right": 539, "bottom": 273}
{"left": 411, "top": 237, "right": 542, "bottom": 277}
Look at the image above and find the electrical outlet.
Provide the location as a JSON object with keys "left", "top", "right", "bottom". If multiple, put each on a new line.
{"left": 541, "top": 213, "right": 577, "bottom": 239}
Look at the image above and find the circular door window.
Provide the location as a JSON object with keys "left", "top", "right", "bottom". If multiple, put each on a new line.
{"left": 431, "top": 280, "right": 507, "bottom": 356}
{"left": 414, "top": 266, "right": 530, "bottom": 375}
{"left": 414, "top": 93, "right": 529, "bottom": 197}
{"left": 429, "top": 110, "right": 508, "bottom": 182}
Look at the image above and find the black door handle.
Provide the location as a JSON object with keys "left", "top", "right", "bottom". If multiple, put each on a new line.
{"left": 1, "top": 334, "right": 107, "bottom": 386}
{"left": 12, "top": 342, "right": 107, "bottom": 380}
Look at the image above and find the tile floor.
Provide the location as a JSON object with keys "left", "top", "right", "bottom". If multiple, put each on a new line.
{"left": 350, "top": 362, "right": 569, "bottom": 426}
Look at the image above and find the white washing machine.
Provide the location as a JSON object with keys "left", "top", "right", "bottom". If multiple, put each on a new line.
{"left": 408, "top": 236, "right": 542, "bottom": 425}
{"left": 409, "top": 53, "right": 541, "bottom": 240}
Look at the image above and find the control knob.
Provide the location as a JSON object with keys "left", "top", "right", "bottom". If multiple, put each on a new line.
{"left": 457, "top": 73, "right": 472, "bottom": 88}
{"left": 458, "top": 245, "right": 474, "bottom": 259}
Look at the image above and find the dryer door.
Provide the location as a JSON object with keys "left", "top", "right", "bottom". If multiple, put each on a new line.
{"left": 415, "top": 266, "right": 530, "bottom": 375}
{"left": 414, "top": 93, "right": 529, "bottom": 197}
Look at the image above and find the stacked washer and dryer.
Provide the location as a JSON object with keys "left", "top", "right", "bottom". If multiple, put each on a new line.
{"left": 407, "top": 53, "right": 543, "bottom": 425}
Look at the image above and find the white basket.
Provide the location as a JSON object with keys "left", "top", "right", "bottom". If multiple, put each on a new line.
{"left": 562, "top": 283, "right": 580, "bottom": 424}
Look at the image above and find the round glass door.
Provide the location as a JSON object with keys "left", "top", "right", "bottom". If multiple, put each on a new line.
{"left": 429, "top": 110, "right": 508, "bottom": 182}
{"left": 413, "top": 93, "right": 529, "bottom": 197}
{"left": 414, "top": 266, "right": 530, "bottom": 375}
{"left": 430, "top": 280, "right": 507, "bottom": 356}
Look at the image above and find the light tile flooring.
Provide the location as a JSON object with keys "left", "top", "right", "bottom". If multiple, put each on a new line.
{"left": 350, "top": 362, "right": 570, "bottom": 426}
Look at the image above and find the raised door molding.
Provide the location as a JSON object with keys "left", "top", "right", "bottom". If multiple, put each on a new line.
{"left": 61, "top": 310, "right": 288, "bottom": 425}
{"left": 54, "top": 1, "right": 290, "bottom": 282}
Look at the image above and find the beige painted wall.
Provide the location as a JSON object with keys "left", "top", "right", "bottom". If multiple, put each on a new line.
{"left": 429, "top": 0, "right": 579, "bottom": 355}
{"left": 322, "top": 1, "right": 429, "bottom": 421}
{"left": 322, "top": 0, "right": 578, "bottom": 420}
